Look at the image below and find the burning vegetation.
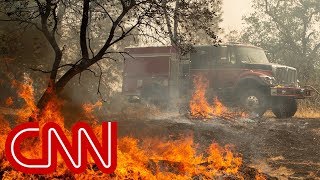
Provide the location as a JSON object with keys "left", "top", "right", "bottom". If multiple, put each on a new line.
{"left": 189, "top": 74, "right": 246, "bottom": 120}
{"left": 0, "top": 77, "right": 274, "bottom": 179}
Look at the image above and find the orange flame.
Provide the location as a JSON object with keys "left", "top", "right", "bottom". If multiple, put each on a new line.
{"left": 213, "top": 97, "right": 227, "bottom": 116}
{"left": 189, "top": 74, "right": 228, "bottom": 119}
{"left": 112, "top": 137, "right": 243, "bottom": 179}
{"left": 189, "top": 74, "right": 247, "bottom": 120}
{"left": 0, "top": 77, "right": 248, "bottom": 179}
{"left": 82, "top": 101, "right": 103, "bottom": 121}
{"left": 255, "top": 173, "right": 267, "bottom": 180}
{"left": 5, "top": 97, "right": 13, "bottom": 107}
{"left": 11, "top": 77, "right": 38, "bottom": 123}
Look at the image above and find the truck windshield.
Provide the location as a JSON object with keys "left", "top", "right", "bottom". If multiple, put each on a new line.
{"left": 235, "top": 47, "right": 269, "bottom": 64}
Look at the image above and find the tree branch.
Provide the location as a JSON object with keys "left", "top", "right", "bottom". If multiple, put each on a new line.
{"left": 32, "top": 0, "right": 63, "bottom": 82}
{"left": 94, "top": 9, "right": 128, "bottom": 59}
{"left": 96, "top": 63, "right": 103, "bottom": 97}
{"left": 162, "top": 0, "right": 175, "bottom": 45}
{"left": 94, "top": 1, "right": 114, "bottom": 23}
{"left": 0, "top": 19, "right": 41, "bottom": 31}
{"left": 30, "top": 63, "right": 76, "bottom": 73}
{"left": 173, "top": 0, "right": 179, "bottom": 43}
{"left": 52, "top": 3, "right": 58, "bottom": 37}
{"left": 105, "top": 51, "right": 136, "bottom": 60}
{"left": 80, "top": 0, "right": 90, "bottom": 59}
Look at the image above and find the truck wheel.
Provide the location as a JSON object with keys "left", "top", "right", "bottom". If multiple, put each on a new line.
{"left": 239, "top": 89, "right": 268, "bottom": 117}
{"left": 272, "top": 98, "right": 297, "bottom": 118}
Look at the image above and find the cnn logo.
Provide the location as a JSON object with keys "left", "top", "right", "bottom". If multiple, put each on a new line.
{"left": 5, "top": 122, "right": 117, "bottom": 174}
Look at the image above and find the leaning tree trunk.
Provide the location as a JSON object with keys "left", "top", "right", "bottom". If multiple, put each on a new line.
{"left": 31, "top": 67, "right": 81, "bottom": 122}
{"left": 37, "top": 86, "right": 56, "bottom": 110}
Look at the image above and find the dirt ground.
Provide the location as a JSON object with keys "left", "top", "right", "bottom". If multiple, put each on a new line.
{"left": 117, "top": 112, "right": 320, "bottom": 179}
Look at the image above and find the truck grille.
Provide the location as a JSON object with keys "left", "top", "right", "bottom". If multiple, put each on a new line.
{"left": 275, "top": 67, "right": 297, "bottom": 85}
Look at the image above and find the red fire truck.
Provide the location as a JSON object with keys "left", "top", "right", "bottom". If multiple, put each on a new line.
{"left": 123, "top": 43, "right": 312, "bottom": 118}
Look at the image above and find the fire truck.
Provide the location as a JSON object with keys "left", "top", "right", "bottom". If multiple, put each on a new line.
{"left": 122, "top": 43, "right": 312, "bottom": 118}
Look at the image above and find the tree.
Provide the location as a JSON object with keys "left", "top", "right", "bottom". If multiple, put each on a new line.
{"left": 0, "top": 0, "right": 221, "bottom": 113}
{"left": 223, "top": 29, "right": 242, "bottom": 42}
{"left": 161, "top": 0, "right": 222, "bottom": 48}
{"left": 0, "top": 11, "right": 55, "bottom": 106}
{"left": 241, "top": 0, "right": 320, "bottom": 82}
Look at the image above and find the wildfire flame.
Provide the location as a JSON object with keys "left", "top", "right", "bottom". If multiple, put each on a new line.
{"left": 189, "top": 74, "right": 228, "bottom": 119}
{"left": 189, "top": 74, "right": 246, "bottom": 119}
{"left": 0, "top": 77, "right": 252, "bottom": 179}
{"left": 5, "top": 97, "right": 13, "bottom": 107}
{"left": 11, "top": 78, "right": 38, "bottom": 123}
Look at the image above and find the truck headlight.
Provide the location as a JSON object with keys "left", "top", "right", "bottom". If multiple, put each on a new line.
{"left": 259, "top": 75, "right": 276, "bottom": 85}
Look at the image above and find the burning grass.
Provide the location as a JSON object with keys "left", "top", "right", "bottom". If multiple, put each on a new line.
{"left": 1, "top": 135, "right": 243, "bottom": 179}
{"left": 0, "top": 77, "right": 274, "bottom": 179}
{"left": 189, "top": 74, "right": 246, "bottom": 120}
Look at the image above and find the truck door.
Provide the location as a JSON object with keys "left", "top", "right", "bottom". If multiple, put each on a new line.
{"left": 213, "top": 46, "right": 242, "bottom": 98}
{"left": 189, "top": 46, "right": 211, "bottom": 83}
{"left": 188, "top": 46, "right": 216, "bottom": 99}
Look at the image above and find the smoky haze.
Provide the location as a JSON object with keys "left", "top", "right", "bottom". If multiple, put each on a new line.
{"left": 221, "top": 0, "right": 252, "bottom": 31}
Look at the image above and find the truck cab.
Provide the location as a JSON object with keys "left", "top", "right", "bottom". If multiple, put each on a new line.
{"left": 123, "top": 43, "right": 312, "bottom": 118}
{"left": 188, "top": 43, "right": 312, "bottom": 118}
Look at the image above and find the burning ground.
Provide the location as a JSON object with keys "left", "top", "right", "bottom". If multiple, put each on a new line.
{"left": 0, "top": 77, "right": 273, "bottom": 179}
{"left": 0, "top": 76, "right": 319, "bottom": 179}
